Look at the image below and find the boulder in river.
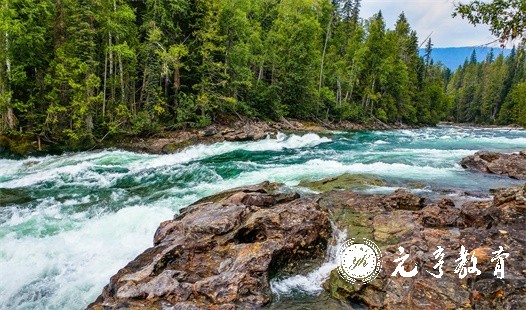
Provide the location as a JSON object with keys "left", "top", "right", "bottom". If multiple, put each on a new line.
{"left": 87, "top": 182, "right": 331, "bottom": 309}
{"left": 460, "top": 150, "right": 526, "bottom": 179}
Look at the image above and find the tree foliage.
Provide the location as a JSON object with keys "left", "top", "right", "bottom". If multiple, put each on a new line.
{"left": 446, "top": 45, "right": 526, "bottom": 125}
{"left": 454, "top": 0, "right": 526, "bottom": 46}
{"left": 0, "top": 0, "right": 466, "bottom": 149}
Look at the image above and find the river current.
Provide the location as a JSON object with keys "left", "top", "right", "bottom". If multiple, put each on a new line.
{"left": 1, "top": 126, "right": 526, "bottom": 309}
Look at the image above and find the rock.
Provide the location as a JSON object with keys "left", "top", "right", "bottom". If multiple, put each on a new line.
{"left": 161, "top": 139, "right": 194, "bottom": 154}
{"left": 89, "top": 182, "right": 526, "bottom": 310}
{"left": 0, "top": 188, "right": 33, "bottom": 206}
{"left": 319, "top": 189, "right": 425, "bottom": 243}
{"left": 298, "top": 173, "right": 385, "bottom": 192}
{"left": 407, "top": 181, "right": 427, "bottom": 189}
{"left": 88, "top": 182, "right": 331, "bottom": 309}
{"left": 380, "top": 188, "right": 425, "bottom": 211}
{"left": 460, "top": 150, "right": 526, "bottom": 179}
{"left": 222, "top": 123, "right": 269, "bottom": 142}
{"left": 321, "top": 185, "right": 526, "bottom": 310}
{"left": 421, "top": 198, "right": 460, "bottom": 227}
{"left": 202, "top": 125, "right": 219, "bottom": 137}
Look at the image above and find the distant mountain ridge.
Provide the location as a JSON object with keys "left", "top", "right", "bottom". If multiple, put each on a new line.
{"left": 418, "top": 47, "right": 512, "bottom": 71}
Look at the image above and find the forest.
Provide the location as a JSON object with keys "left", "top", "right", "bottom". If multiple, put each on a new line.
{"left": 446, "top": 46, "right": 526, "bottom": 125}
{"left": 0, "top": 0, "right": 524, "bottom": 149}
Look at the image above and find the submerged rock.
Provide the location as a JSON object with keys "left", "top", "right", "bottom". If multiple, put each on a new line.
{"left": 460, "top": 150, "right": 526, "bottom": 179}
{"left": 87, "top": 182, "right": 330, "bottom": 309}
{"left": 298, "top": 173, "right": 385, "bottom": 192}
{"left": 0, "top": 188, "right": 33, "bottom": 206}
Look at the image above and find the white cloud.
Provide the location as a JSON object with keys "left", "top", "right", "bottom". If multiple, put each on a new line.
{"left": 360, "top": 0, "right": 498, "bottom": 47}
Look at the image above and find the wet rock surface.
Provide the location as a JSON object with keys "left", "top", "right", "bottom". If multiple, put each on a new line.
{"left": 87, "top": 182, "right": 330, "bottom": 309}
{"left": 89, "top": 182, "right": 526, "bottom": 309}
{"left": 460, "top": 150, "right": 526, "bottom": 179}
{"left": 322, "top": 186, "right": 526, "bottom": 310}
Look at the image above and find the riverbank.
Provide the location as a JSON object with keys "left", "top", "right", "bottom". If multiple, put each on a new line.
{"left": 3, "top": 119, "right": 524, "bottom": 159}
{"left": 0, "top": 118, "right": 417, "bottom": 158}
{"left": 109, "top": 119, "right": 420, "bottom": 155}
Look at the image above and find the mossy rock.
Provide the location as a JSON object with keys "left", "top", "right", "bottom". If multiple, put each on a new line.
{"left": 299, "top": 173, "right": 385, "bottom": 192}
{"left": 330, "top": 208, "right": 375, "bottom": 241}
{"left": 0, "top": 134, "right": 36, "bottom": 157}
{"left": 407, "top": 181, "right": 427, "bottom": 189}
{"left": 327, "top": 268, "right": 363, "bottom": 301}
{"left": 161, "top": 139, "right": 194, "bottom": 153}
{"left": 0, "top": 188, "right": 33, "bottom": 206}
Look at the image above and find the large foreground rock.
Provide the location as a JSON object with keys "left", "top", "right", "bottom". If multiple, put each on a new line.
{"left": 323, "top": 186, "right": 526, "bottom": 309}
{"left": 460, "top": 150, "right": 526, "bottom": 179}
{"left": 89, "top": 182, "right": 525, "bottom": 309}
{"left": 87, "top": 182, "right": 330, "bottom": 309}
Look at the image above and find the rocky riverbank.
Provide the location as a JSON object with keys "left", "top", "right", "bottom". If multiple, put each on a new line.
{"left": 88, "top": 177, "right": 526, "bottom": 309}
{"left": 0, "top": 119, "right": 416, "bottom": 158}
{"left": 109, "top": 119, "right": 416, "bottom": 155}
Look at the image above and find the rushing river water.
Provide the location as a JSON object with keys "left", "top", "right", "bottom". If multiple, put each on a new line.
{"left": 1, "top": 126, "right": 526, "bottom": 309}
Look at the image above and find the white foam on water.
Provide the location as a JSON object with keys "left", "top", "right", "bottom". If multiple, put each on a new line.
{"left": 469, "top": 136, "right": 526, "bottom": 145}
{"left": 391, "top": 148, "right": 476, "bottom": 160}
{"left": 271, "top": 226, "right": 347, "bottom": 296}
{"left": 248, "top": 159, "right": 455, "bottom": 185}
{"left": 0, "top": 158, "right": 25, "bottom": 180}
{"left": 132, "top": 132, "right": 331, "bottom": 171}
{"left": 0, "top": 161, "right": 95, "bottom": 188}
{"left": 0, "top": 133, "right": 330, "bottom": 190}
{"left": 2, "top": 126, "right": 526, "bottom": 309}
{"left": 0, "top": 205, "right": 173, "bottom": 309}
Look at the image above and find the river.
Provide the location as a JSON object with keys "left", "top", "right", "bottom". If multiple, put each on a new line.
{"left": 1, "top": 125, "right": 525, "bottom": 309}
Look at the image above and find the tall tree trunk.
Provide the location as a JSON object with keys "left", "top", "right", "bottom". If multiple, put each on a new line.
{"left": 318, "top": 14, "right": 333, "bottom": 94}
{"left": 140, "top": 67, "right": 147, "bottom": 105}
{"left": 109, "top": 34, "right": 114, "bottom": 101}
{"left": 257, "top": 64, "right": 263, "bottom": 84}
{"left": 173, "top": 61, "right": 180, "bottom": 112}
{"left": 348, "top": 62, "right": 355, "bottom": 103}
{"left": 336, "top": 77, "right": 341, "bottom": 106}
{"left": 119, "top": 53, "right": 125, "bottom": 103}
{"left": 103, "top": 49, "right": 108, "bottom": 120}
{"left": 1, "top": 3, "right": 16, "bottom": 132}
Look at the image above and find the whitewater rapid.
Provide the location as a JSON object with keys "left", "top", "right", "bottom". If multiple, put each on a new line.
{"left": 1, "top": 126, "right": 526, "bottom": 309}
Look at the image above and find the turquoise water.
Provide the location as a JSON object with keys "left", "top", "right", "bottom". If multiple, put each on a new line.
{"left": 1, "top": 126, "right": 526, "bottom": 309}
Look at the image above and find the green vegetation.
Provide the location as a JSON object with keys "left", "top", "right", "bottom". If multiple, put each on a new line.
{"left": 1, "top": 0, "right": 524, "bottom": 153}
{"left": 445, "top": 46, "right": 526, "bottom": 126}
{"left": 0, "top": 0, "right": 450, "bottom": 149}
{"left": 454, "top": 0, "right": 525, "bottom": 46}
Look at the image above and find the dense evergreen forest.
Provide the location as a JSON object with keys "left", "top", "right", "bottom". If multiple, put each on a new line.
{"left": 0, "top": 0, "right": 524, "bottom": 150}
{"left": 446, "top": 46, "right": 526, "bottom": 126}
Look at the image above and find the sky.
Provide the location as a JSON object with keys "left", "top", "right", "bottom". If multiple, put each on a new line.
{"left": 359, "top": 0, "right": 498, "bottom": 48}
